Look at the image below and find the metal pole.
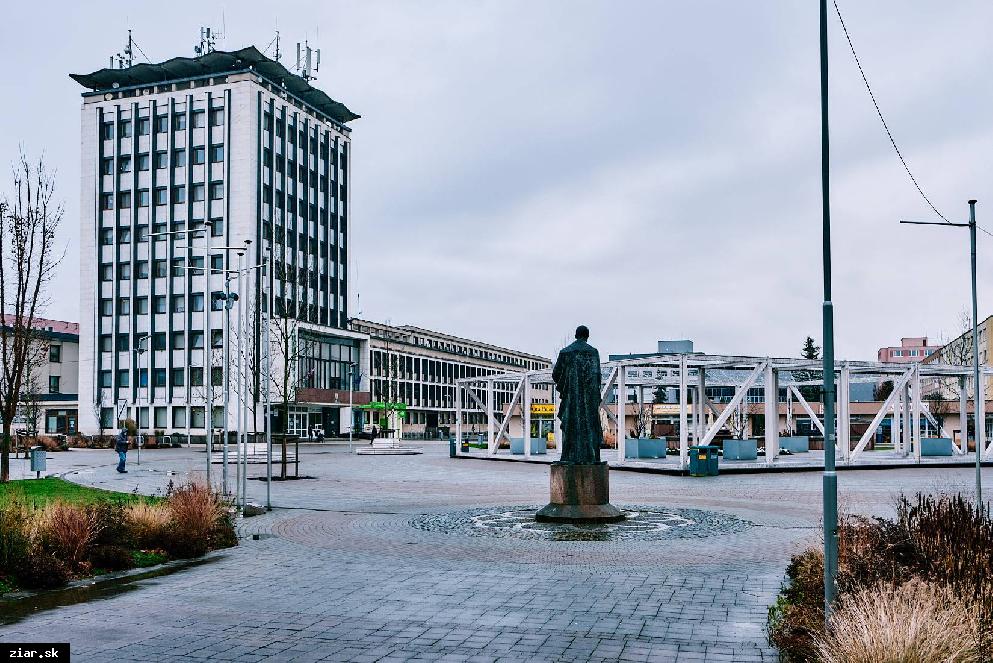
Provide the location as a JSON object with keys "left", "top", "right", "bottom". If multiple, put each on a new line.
{"left": 138, "top": 342, "right": 144, "bottom": 467}
{"left": 969, "top": 200, "right": 982, "bottom": 511}
{"left": 240, "top": 256, "right": 249, "bottom": 509}
{"left": 205, "top": 226, "right": 213, "bottom": 489}
{"left": 265, "top": 247, "right": 273, "bottom": 510}
{"left": 819, "top": 0, "right": 839, "bottom": 621}
{"left": 235, "top": 252, "right": 244, "bottom": 509}
{"left": 348, "top": 363, "right": 354, "bottom": 453}
{"left": 222, "top": 273, "right": 231, "bottom": 497}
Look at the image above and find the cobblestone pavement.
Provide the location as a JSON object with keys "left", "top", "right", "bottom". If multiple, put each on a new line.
{"left": 2, "top": 445, "right": 990, "bottom": 662}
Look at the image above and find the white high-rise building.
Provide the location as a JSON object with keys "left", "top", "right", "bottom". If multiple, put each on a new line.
{"left": 73, "top": 46, "right": 367, "bottom": 438}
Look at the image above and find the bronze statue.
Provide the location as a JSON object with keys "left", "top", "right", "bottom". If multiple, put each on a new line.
{"left": 552, "top": 325, "right": 603, "bottom": 464}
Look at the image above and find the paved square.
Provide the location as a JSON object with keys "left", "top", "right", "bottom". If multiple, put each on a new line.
{"left": 1, "top": 444, "right": 988, "bottom": 661}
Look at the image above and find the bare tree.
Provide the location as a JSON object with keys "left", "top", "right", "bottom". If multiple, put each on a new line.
{"left": 268, "top": 309, "right": 305, "bottom": 478}
{"left": 17, "top": 335, "right": 48, "bottom": 442}
{"left": 0, "top": 154, "right": 63, "bottom": 482}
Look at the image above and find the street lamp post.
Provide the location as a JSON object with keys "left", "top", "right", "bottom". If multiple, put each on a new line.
{"left": 900, "top": 200, "right": 983, "bottom": 511}
{"left": 348, "top": 361, "right": 358, "bottom": 453}
{"left": 818, "top": 0, "right": 839, "bottom": 622}
{"left": 134, "top": 332, "right": 149, "bottom": 467}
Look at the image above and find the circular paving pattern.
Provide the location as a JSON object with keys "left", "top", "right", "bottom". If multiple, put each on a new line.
{"left": 409, "top": 504, "right": 752, "bottom": 541}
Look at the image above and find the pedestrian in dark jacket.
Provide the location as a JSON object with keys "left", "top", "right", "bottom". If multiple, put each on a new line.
{"left": 115, "top": 429, "right": 129, "bottom": 473}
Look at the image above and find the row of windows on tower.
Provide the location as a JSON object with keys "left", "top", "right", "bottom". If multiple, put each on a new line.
{"left": 102, "top": 146, "right": 224, "bottom": 175}
{"left": 101, "top": 182, "right": 223, "bottom": 210}
{"left": 99, "top": 366, "right": 222, "bottom": 389}
{"left": 100, "top": 255, "right": 223, "bottom": 278}
{"left": 98, "top": 291, "right": 228, "bottom": 316}
{"left": 100, "top": 220, "right": 222, "bottom": 245}
{"left": 99, "top": 329, "right": 224, "bottom": 353}
{"left": 262, "top": 113, "right": 342, "bottom": 159}
{"left": 99, "top": 405, "right": 215, "bottom": 431}
{"left": 101, "top": 109, "right": 225, "bottom": 140}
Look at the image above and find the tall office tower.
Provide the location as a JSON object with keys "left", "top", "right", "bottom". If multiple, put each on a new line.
{"left": 73, "top": 46, "right": 368, "bottom": 438}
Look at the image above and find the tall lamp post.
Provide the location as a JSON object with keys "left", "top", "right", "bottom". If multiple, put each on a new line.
{"left": 900, "top": 200, "right": 983, "bottom": 510}
{"left": 818, "top": 0, "right": 840, "bottom": 621}
{"left": 175, "top": 236, "right": 252, "bottom": 488}
{"left": 348, "top": 361, "right": 358, "bottom": 453}
{"left": 134, "top": 332, "right": 149, "bottom": 467}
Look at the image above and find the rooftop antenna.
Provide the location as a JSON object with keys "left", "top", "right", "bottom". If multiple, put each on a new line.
{"left": 295, "top": 40, "right": 320, "bottom": 81}
{"left": 195, "top": 26, "right": 221, "bottom": 57}
{"left": 110, "top": 29, "right": 135, "bottom": 69}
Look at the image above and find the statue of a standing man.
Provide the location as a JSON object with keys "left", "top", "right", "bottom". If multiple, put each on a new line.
{"left": 553, "top": 325, "right": 603, "bottom": 464}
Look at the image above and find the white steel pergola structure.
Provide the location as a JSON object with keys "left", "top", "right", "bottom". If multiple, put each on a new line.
{"left": 453, "top": 353, "right": 993, "bottom": 470}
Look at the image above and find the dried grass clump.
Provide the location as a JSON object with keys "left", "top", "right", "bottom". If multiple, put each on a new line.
{"left": 124, "top": 502, "right": 170, "bottom": 549}
{"left": 816, "top": 579, "right": 980, "bottom": 663}
{"left": 0, "top": 496, "right": 32, "bottom": 575}
{"left": 36, "top": 501, "right": 101, "bottom": 571}
{"left": 162, "top": 482, "right": 232, "bottom": 558}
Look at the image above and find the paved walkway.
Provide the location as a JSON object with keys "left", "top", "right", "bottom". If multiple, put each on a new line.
{"left": 1, "top": 445, "right": 989, "bottom": 662}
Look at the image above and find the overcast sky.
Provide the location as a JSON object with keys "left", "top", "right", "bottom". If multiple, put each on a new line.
{"left": 2, "top": 1, "right": 992, "bottom": 362}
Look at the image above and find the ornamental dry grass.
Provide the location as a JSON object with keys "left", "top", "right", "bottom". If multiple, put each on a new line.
{"left": 162, "top": 482, "right": 233, "bottom": 558}
{"left": 816, "top": 579, "right": 980, "bottom": 663}
{"left": 769, "top": 493, "right": 993, "bottom": 661}
{"left": 36, "top": 501, "right": 101, "bottom": 572}
{"left": 124, "top": 502, "right": 170, "bottom": 549}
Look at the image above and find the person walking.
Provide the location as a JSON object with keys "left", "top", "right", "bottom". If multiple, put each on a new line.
{"left": 115, "top": 428, "right": 129, "bottom": 473}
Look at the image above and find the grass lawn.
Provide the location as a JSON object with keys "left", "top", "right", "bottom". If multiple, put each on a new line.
{"left": 0, "top": 477, "right": 160, "bottom": 507}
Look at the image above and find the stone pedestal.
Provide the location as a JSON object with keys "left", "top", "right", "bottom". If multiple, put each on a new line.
{"left": 535, "top": 462, "right": 625, "bottom": 523}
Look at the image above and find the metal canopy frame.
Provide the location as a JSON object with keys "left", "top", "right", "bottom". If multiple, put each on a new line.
{"left": 454, "top": 352, "right": 993, "bottom": 469}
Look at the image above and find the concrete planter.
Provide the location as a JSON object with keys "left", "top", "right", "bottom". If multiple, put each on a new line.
{"left": 723, "top": 438, "right": 758, "bottom": 461}
{"left": 510, "top": 437, "right": 547, "bottom": 455}
{"left": 921, "top": 437, "right": 954, "bottom": 456}
{"left": 624, "top": 438, "right": 666, "bottom": 459}
{"left": 779, "top": 436, "right": 810, "bottom": 453}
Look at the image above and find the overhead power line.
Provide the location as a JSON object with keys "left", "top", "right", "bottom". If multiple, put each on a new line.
{"left": 832, "top": 1, "right": 950, "bottom": 224}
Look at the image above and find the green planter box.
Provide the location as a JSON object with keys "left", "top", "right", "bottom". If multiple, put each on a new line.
{"left": 624, "top": 438, "right": 667, "bottom": 459}
{"left": 921, "top": 437, "right": 954, "bottom": 456}
{"left": 723, "top": 438, "right": 758, "bottom": 461}
{"left": 780, "top": 436, "right": 810, "bottom": 453}
{"left": 510, "top": 437, "right": 547, "bottom": 455}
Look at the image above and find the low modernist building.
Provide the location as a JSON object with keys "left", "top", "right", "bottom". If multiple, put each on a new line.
{"left": 349, "top": 319, "right": 551, "bottom": 436}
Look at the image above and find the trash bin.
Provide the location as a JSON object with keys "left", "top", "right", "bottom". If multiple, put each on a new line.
{"left": 688, "top": 445, "right": 719, "bottom": 477}
{"left": 30, "top": 446, "right": 46, "bottom": 478}
{"left": 449, "top": 437, "right": 457, "bottom": 458}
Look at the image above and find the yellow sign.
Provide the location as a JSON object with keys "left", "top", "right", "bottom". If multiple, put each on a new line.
{"left": 530, "top": 403, "right": 555, "bottom": 415}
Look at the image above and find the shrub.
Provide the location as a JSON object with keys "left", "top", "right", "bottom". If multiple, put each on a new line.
{"left": 767, "top": 548, "right": 825, "bottom": 662}
{"left": 0, "top": 497, "right": 32, "bottom": 576}
{"left": 815, "top": 579, "right": 980, "bottom": 663}
{"left": 770, "top": 493, "right": 993, "bottom": 661}
{"left": 14, "top": 546, "right": 70, "bottom": 590}
{"left": 89, "top": 544, "right": 135, "bottom": 572}
{"left": 36, "top": 501, "right": 101, "bottom": 573}
{"left": 161, "top": 482, "right": 232, "bottom": 558}
{"left": 124, "top": 502, "right": 170, "bottom": 550}
{"left": 88, "top": 501, "right": 130, "bottom": 548}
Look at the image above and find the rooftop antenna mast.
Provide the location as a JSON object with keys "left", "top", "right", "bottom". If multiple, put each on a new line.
{"left": 195, "top": 26, "right": 221, "bottom": 57}
{"left": 274, "top": 30, "right": 281, "bottom": 61}
{"left": 295, "top": 40, "right": 320, "bottom": 81}
{"left": 111, "top": 29, "right": 135, "bottom": 69}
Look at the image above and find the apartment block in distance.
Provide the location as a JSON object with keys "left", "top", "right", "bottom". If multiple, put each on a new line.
{"left": 877, "top": 337, "right": 940, "bottom": 363}
{"left": 72, "top": 46, "right": 367, "bottom": 436}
